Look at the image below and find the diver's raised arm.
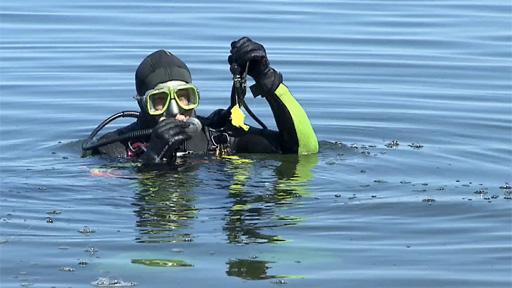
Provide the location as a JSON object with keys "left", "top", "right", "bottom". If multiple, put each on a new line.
{"left": 228, "top": 37, "right": 318, "bottom": 154}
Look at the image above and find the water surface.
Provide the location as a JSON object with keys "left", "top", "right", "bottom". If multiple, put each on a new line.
{"left": 1, "top": 0, "right": 511, "bottom": 287}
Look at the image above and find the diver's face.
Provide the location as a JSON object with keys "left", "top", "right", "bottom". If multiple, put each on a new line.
{"left": 173, "top": 109, "right": 194, "bottom": 122}
{"left": 144, "top": 80, "right": 198, "bottom": 122}
{"left": 172, "top": 93, "right": 193, "bottom": 121}
{"left": 153, "top": 107, "right": 194, "bottom": 122}
{"left": 153, "top": 93, "right": 167, "bottom": 112}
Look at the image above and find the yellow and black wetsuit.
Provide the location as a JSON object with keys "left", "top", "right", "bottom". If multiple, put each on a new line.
{"left": 94, "top": 69, "right": 317, "bottom": 159}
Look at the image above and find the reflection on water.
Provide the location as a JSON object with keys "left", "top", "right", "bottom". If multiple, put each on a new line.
{"left": 226, "top": 258, "right": 305, "bottom": 281}
{"left": 223, "top": 155, "right": 317, "bottom": 244}
{"left": 133, "top": 172, "right": 198, "bottom": 243}
{"left": 227, "top": 258, "right": 273, "bottom": 280}
{"left": 131, "top": 155, "right": 317, "bottom": 246}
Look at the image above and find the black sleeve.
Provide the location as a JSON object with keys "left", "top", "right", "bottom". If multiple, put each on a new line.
{"left": 228, "top": 68, "right": 318, "bottom": 154}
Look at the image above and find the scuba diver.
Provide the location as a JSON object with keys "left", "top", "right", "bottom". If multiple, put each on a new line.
{"left": 82, "top": 37, "right": 318, "bottom": 167}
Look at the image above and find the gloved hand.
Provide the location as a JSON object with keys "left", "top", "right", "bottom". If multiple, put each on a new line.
{"left": 198, "top": 108, "right": 230, "bottom": 130}
{"left": 228, "top": 37, "right": 282, "bottom": 95}
{"left": 141, "top": 118, "right": 191, "bottom": 164}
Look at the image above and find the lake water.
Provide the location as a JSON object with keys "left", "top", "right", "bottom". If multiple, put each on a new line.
{"left": 1, "top": 0, "right": 511, "bottom": 287}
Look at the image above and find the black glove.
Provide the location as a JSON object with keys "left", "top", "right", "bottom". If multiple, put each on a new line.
{"left": 228, "top": 37, "right": 282, "bottom": 96}
{"left": 197, "top": 108, "right": 230, "bottom": 130}
{"left": 141, "top": 118, "right": 191, "bottom": 164}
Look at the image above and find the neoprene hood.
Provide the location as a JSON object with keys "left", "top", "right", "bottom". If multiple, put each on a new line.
{"left": 135, "top": 50, "right": 192, "bottom": 96}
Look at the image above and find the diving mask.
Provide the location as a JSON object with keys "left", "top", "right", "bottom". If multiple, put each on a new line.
{"left": 135, "top": 81, "right": 200, "bottom": 116}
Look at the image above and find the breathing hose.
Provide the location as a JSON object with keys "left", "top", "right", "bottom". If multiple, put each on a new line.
{"left": 230, "top": 63, "right": 268, "bottom": 130}
{"left": 81, "top": 110, "right": 153, "bottom": 151}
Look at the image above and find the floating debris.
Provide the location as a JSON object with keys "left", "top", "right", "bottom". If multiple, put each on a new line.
{"left": 47, "top": 210, "right": 62, "bottom": 215}
{"left": 85, "top": 247, "right": 99, "bottom": 255}
{"left": 360, "top": 169, "right": 366, "bottom": 173}
{"left": 473, "top": 189, "right": 488, "bottom": 196}
{"left": 400, "top": 180, "right": 411, "bottom": 184}
{"left": 334, "top": 193, "right": 341, "bottom": 198}
{"left": 59, "top": 267, "right": 75, "bottom": 272}
{"left": 350, "top": 144, "right": 358, "bottom": 149}
{"left": 422, "top": 198, "right": 436, "bottom": 204}
{"left": 385, "top": 140, "right": 399, "bottom": 148}
{"left": 131, "top": 259, "right": 193, "bottom": 267}
{"left": 78, "top": 226, "right": 96, "bottom": 234}
{"left": 46, "top": 217, "right": 54, "bottom": 224}
{"left": 499, "top": 183, "right": 511, "bottom": 190}
{"left": 272, "top": 279, "right": 288, "bottom": 285}
{"left": 491, "top": 195, "right": 499, "bottom": 199}
{"left": 91, "top": 277, "right": 137, "bottom": 287}
{"left": 373, "top": 179, "right": 387, "bottom": 184}
{"left": 408, "top": 143, "right": 424, "bottom": 149}
{"left": 78, "top": 259, "right": 88, "bottom": 266}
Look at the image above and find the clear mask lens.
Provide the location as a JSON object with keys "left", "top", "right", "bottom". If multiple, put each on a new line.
{"left": 175, "top": 86, "right": 199, "bottom": 109}
{"left": 146, "top": 91, "right": 170, "bottom": 115}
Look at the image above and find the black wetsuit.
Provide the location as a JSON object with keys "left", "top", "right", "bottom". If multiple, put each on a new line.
{"left": 93, "top": 73, "right": 318, "bottom": 160}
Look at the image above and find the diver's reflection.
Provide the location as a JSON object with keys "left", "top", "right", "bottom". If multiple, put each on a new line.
{"left": 226, "top": 258, "right": 274, "bottom": 280}
{"left": 130, "top": 153, "right": 317, "bottom": 277}
{"left": 133, "top": 170, "right": 198, "bottom": 243}
{"left": 223, "top": 154, "right": 318, "bottom": 245}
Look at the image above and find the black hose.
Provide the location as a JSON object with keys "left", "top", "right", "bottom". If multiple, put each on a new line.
{"left": 230, "top": 63, "right": 268, "bottom": 130}
{"left": 82, "top": 110, "right": 145, "bottom": 151}
{"left": 241, "top": 98, "right": 268, "bottom": 130}
{"left": 82, "top": 127, "right": 153, "bottom": 151}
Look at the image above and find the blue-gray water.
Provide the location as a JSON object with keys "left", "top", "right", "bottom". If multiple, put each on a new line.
{"left": 1, "top": 1, "right": 511, "bottom": 287}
